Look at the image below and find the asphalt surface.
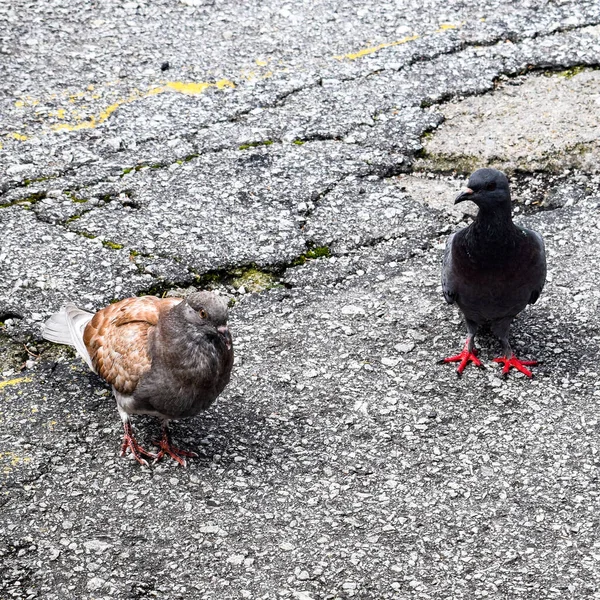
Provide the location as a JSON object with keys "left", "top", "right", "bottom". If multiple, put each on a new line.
{"left": 1, "top": 1, "right": 600, "bottom": 599}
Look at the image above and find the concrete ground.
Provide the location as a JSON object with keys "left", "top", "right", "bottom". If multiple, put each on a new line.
{"left": 1, "top": 1, "right": 600, "bottom": 599}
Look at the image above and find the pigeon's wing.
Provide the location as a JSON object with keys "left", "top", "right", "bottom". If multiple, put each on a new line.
{"left": 525, "top": 228, "right": 546, "bottom": 305}
{"left": 83, "top": 296, "right": 182, "bottom": 394}
{"left": 441, "top": 232, "right": 458, "bottom": 304}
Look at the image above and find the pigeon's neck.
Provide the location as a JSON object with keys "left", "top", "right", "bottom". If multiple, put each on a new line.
{"left": 158, "top": 310, "right": 212, "bottom": 347}
{"left": 465, "top": 205, "right": 518, "bottom": 263}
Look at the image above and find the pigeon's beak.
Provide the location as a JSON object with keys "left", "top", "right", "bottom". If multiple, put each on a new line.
{"left": 217, "top": 325, "right": 232, "bottom": 350}
{"left": 454, "top": 188, "right": 474, "bottom": 204}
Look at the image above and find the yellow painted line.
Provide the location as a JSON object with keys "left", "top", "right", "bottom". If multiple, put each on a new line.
{"left": 50, "top": 78, "right": 235, "bottom": 133}
{"left": 335, "top": 21, "right": 464, "bottom": 61}
{"left": 0, "top": 376, "right": 32, "bottom": 390}
{"left": 6, "top": 78, "right": 235, "bottom": 139}
{"left": 335, "top": 34, "right": 419, "bottom": 60}
{"left": 8, "top": 132, "right": 28, "bottom": 141}
{"left": 437, "top": 22, "right": 461, "bottom": 31}
{"left": 164, "top": 79, "right": 234, "bottom": 94}
{"left": 4, "top": 20, "right": 462, "bottom": 142}
{"left": 0, "top": 451, "right": 32, "bottom": 465}
{"left": 0, "top": 451, "right": 32, "bottom": 470}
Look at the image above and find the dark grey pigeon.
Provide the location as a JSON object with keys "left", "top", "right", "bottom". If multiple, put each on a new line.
{"left": 42, "top": 292, "right": 234, "bottom": 466}
{"left": 441, "top": 168, "right": 546, "bottom": 377}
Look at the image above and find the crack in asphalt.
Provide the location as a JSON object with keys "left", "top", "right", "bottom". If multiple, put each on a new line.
{"left": 3, "top": 18, "right": 600, "bottom": 200}
{"left": 1, "top": 26, "right": 598, "bottom": 343}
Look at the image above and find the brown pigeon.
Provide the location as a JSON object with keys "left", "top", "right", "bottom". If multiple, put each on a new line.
{"left": 441, "top": 168, "right": 546, "bottom": 377}
{"left": 42, "top": 292, "right": 234, "bottom": 466}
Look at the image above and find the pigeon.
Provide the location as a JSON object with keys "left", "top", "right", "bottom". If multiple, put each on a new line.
{"left": 42, "top": 292, "right": 234, "bottom": 466}
{"left": 441, "top": 168, "right": 546, "bottom": 377}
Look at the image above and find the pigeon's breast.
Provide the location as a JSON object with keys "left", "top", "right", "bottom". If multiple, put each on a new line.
{"left": 132, "top": 327, "right": 233, "bottom": 420}
{"left": 455, "top": 268, "right": 534, "bottom": 324}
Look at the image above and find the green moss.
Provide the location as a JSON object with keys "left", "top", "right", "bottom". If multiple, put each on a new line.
{"left": 79, "top": 231, "right": 97, "bottom": 240}
{"left": 122, "top": 163, "right": 165, "bottom": 177}
{"left": 414, "top": 152, "right": 481, "bottom": 175}
{"left": 0, "top": 191, "right": 47, "bottom": 209}
{"left": 567, "top": 141, "right": 593, "bottom": 156}
{"left": 102, "top": 240, "right": 124, "bottom": 250}
{"left": 239, "top": 140, "right": 274, "bottom": 150}
{"left": 306, "top": 246, "right": 330, "bottom": 259}
{"left": 62, "top": 189, "right": 88, "bottom": 203}
{"left": 0, "top": 335, "right": 75, "bottom": 372}
{"left": 293, "top": 139, "right": 305, "bottom": 145}
{"left": 195, "top": 264, "right": 282, "bottom": 293}
{"left": 65, "top": 214, "right": 81, "bottom": 223}
{"left": 292, "top": 245, "right": 331, "bottom": 266}
{"left": 198, "top": 272, "right": 221, "bottom": 285}
{"left": 230, "top": 268, "right": 278, "bottom": 292}
{"left": 24, "top": 191, "right": 47, "bottom": 203}
{"left": 129, "top": 249, "right": 140, "bottom": 258}
{"left": 23, "top": 176, "right": 51, "bottom": 186}
{"left": 556, "top": 66, "right": 586, "bottom": 79}
{"left": 2, "top": 191, "right": 49, "bottom": 209}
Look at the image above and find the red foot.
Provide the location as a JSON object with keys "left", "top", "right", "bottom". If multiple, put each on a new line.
{"left": 441, "top": 341, "right": 483, "bottom": 375}
{"left": 153, "top": 429, "right": 198, "bottom": 467}
{"left": 120, "top": 422, "right": 157, "bottom": 467}
{"left": 493, "top": 356, "right": 537, "bottom": 378}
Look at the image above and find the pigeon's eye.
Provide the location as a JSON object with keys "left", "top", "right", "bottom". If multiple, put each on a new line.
{"left": 485, "top": 181, "right": 497, "bottom": 191}
{"left": 198, "top": 309, "right": 208, "bottom": 319}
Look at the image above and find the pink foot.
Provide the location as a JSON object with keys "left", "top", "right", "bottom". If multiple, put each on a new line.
{"left": 153, "top": 429, "right": 198, "bottom": 467}
{"left": 441, "top": 341, "right": 483, "bottom": 375}
{"left": 120, "top": 422, "right": 157, "bottom": 467}
{"left": 493, "top": 355, "right": 537, "bottom": 378}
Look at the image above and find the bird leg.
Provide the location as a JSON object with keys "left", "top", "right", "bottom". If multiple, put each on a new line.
{"left": 441, "top": 336, "right": 483, "bottom": 375}
{"left": 120, "top": 421, "right": 158, "bottom": 467}
{"left": 493, "top": 339, "right": 537, "bottom": 378}
{"left": 152, "top": 422, "right": 198, "bottom": 467}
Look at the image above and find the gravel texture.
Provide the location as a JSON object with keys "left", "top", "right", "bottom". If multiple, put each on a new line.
{"left": 2, "top": 1, "right": 600, "bottom": 599}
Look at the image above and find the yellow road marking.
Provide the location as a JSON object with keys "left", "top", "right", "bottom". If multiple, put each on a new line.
{"left": 0, "top": 376, "right": 32, "bottom": 390}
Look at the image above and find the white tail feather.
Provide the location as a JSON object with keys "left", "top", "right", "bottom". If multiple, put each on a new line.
{"left": 42, "top": 303, "right": 96, "bottom": 372}
{"left": 41, "top": 311, "right": 73, "bottom": 346}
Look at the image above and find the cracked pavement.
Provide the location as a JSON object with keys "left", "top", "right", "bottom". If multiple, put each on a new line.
{"left": 2, "top": 1, "right": 600, "bottom": 599}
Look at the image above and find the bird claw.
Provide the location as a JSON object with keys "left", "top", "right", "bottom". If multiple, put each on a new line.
{"left": 120, "top": 428, "right": 158, "bottom": 467}
{"left": 441, "top": 343, "right": 484, "bottom": 375}
{"left": 493, "top": 356, "right": 537, "bottom": 378}
{"left": 152, "top": 434, "right": 198, "bottom": 467}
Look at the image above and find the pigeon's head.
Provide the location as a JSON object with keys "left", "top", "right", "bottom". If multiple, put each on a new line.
{"left": 454, "top": 168, "right": 511, "bottom": 209}
{"left": 178, "top": 292, "right": 232, "bottom": 348}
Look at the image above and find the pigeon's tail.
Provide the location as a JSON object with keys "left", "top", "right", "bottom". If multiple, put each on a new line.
{"left": 42, "top": 303, "right": 95, "bottom": 372}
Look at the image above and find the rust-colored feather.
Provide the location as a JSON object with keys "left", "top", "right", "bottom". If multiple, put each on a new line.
{"left": 83, "top": 296, "right": 181, "bottom": 394}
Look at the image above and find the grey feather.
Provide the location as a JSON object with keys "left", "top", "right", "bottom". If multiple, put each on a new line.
{"left": 132, "top": 293, "right": 233, "bottom": 420}
{"left": 526, "top": 228, "right": 546, "bottom": 305}
{"left": 441, "top": 232, "right": 457, "bottom": 305}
